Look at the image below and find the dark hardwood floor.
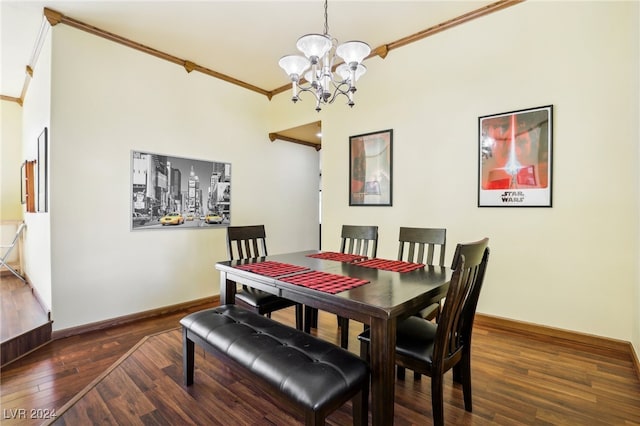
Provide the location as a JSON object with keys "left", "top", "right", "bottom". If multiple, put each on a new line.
{"left": 1, "top": 275, "right": 52, "bottom": 366}
{"left": 0, "top": 275, "right": 49, "bottom": 342}
{"left": 1, "top": 284, "right": 639, "bottom": 425}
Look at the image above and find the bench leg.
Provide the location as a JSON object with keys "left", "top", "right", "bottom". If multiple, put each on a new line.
{"left": 305, "top": 410, "right": 323, "bottom": 426}
{"left": 183, "top": 328, "right": 195, "bottom": 386}
{"left": 352, "top": 382, "right": 369, "bottom": 426}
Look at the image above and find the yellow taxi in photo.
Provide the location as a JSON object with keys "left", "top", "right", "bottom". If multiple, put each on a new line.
{"left": 160, "top": 212, "right": 184, "bottom": 226}
{"left": 204, "top": 212, "right": 223, "bottom": 224}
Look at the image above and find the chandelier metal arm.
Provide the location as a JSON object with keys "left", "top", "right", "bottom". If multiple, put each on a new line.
{"left": 295, "top": 78, "right": 355, "bottom": 111}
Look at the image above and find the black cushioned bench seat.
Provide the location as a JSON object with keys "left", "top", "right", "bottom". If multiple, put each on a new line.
{"left": 180, "top": 305, "right": 369, "bottom": 425}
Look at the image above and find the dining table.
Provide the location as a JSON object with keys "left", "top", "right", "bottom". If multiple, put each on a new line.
{"left": 215, "top": 249, "right": 451, "bottom": 425}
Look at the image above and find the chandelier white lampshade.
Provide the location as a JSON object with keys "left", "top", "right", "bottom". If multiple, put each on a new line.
{"left": 278, "top": 0, "right": 371, "bottom": 111}
{"left": 278, "top": 55, "right": 311, "bottom": 80}
{"left": 336, "top": 63, "right": 367, "bottom": 83}
{"left": 296, "top": 34, "right": 332, "bottom": 62}
{"left": 335, "top": 62, "right": 367, "bottom": 107}
{"left": 336, "top": 41, "right": 371, "bottom": 66}
{"left": 278, "top": 55, "right": 311, "bottom": 101}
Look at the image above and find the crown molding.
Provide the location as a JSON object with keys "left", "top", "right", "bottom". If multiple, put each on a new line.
{"left": 5, "top": 1, "right": 525, "bottom": 106}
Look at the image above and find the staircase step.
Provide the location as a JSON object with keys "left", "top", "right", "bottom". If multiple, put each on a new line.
{"left": 1, "top": 321, "right": 52, "bottom": 366}
{"left": 0, "top": 321, "right": 53, "bottom": 366}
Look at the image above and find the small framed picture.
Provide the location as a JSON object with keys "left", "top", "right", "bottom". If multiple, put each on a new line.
{"left": 37, "top": 127, "right": 48, "bottom": 212}
{"left": 20, "top": 161, "right": 26, "bottom": 205}
{"left": 478, "top": 105, "right": 553, "bottom": 207}
{"left": 349, "top": 129, "right": 393, "bottom": 206}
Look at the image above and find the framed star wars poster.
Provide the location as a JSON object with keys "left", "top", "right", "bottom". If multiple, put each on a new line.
{"left": 478, "top": 105, "right": 553, "bottom": 207}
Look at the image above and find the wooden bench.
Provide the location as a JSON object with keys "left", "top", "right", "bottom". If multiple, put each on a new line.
{"left": 180, "top": 305, "right": 369, "bottom": 425}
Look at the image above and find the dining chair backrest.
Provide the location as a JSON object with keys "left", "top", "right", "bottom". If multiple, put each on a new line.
{"left": 434, "top": 238, "right": 489, "bottom": 369}
{"left": 340, "top": 225, "right": 378, "bottom": 258}
{"left": 397, "top": 227, "right": 446, "bottom": 266}
{"left": 227, "top": 225, "right": 268, "bottom": 260}
{"left": 226, "top": 225, "right": 303, "bottom": 329}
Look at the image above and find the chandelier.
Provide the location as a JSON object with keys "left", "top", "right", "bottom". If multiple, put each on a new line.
{"left": 278, "top": 0, "right": 371, "bottom": 112}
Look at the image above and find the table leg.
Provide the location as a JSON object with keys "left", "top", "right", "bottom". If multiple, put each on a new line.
{"left": 219, "top": 271, "right": 236, "bottom": 304}
{"left": 369, "top": 316, "right": 396, "bottom": 425}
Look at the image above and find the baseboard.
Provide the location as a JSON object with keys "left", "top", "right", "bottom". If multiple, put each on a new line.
{"left": 0, "top": 265, "right": 23, "bottom": 277}
{"left": 631, "top": 343, "right": 640, "bottom": 383}
{"left": 475, "top": 313, "right": 639, "bottom": 379}
{"left": 475, "top": 313, "right": 631, "bottom": 353}
{"left": 7, "top": 271, "right": 53, "bottom": 322}
{"left": 24, "top": 272, "right": 52, "bottom": 322}
{"left": 52, "top": 296, "right": 219, "bottom": 340}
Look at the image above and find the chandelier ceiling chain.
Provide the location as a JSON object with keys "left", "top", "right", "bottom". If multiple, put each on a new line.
{"left": 278, "top": 0, "right": 371, "bottom": 112}
{"left": 323, "top": 0, "right": 329, "bottom": 35}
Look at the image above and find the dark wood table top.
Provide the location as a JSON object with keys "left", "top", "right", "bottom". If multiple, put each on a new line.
{"left": 217, "top": 249, "right": 450, "bottom": 325}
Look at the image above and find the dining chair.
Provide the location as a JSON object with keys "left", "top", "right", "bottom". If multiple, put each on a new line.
{"left": 397, "top": 227, "right": 447, "bottom": 380}
{"left": 337, "top": 225, "right": 378, "bottom": 348}
{"left": 227, "top": 225, "right": 304, "bottom": 330}
{"left": 358, "top": 237, "right": 490, "bottom": 426}
{"left": 398, "top": 227, "right": 447, "bottom": 321}
{"left": 304, "top": 225, "right": 379, "bottom": 348}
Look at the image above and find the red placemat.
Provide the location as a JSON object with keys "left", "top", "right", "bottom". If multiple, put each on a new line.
{"left": 280, "top": 271, "right": 369, "bottom": 294}
{"left": 306, "top": 251, "right": 368, "bottom": 262}
{"left": 355, "top": 258, "right": 425, "bottom": 273}
{"left": 233, "top": 261, "right": 309, "bottom": 277}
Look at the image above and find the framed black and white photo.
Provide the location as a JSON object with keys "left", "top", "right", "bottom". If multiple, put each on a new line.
{"left": 349, "top": 129, "right": 393, "bottom": 206}
{"left": 131, "top": 151, "right": 231, "bottom": 230}
{"left": 478, "top": 105, "right": 553, "bottom": 207}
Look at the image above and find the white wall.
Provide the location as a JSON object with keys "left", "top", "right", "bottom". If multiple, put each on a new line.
{"left": 271, "top": 1, "right": 639, "bottom": 352}
{"left": 21, "top": 28, "right": 53, "bottom": 310}
{"left": 0, "top": 101, "right": 25, "bottom": 273}
{"left": 1, "top": 101, "right": 23, "bottom": 221}
{"left": 635, "top": 0, "right": 640, "bottom": 359}
{"left": 40, "top": 24, "right": 318, "bottom": 331}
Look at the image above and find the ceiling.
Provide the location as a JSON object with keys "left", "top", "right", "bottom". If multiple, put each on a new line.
{"left": 1, "top": 1, "right": 512, "bottom": 146}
